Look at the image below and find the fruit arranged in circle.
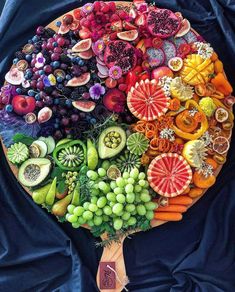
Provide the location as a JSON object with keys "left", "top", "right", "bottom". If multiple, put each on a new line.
{"left": 7, "top": 142, "right": 29, "bottom": 164}
{"left": 212, "top": 136, "right": 230, "bottom": 155}
{"left": 179, "top": 54, "right": 214, "bottom": 85}
{"left": 127, "top": 133, "right": 149, "bottom": 156}
{"left": 147, "top": 153, "right": 192, "bottom": 197}
{"left": 127, "top": 79, "right": 169, "bottom": 121}
{"left": 182, "top": 140, "right": 207, "bottom": 167}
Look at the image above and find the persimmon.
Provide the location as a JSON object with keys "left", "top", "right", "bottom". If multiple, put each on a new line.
{"left": 193, "top": 171, "right": 216, "bottom": 188}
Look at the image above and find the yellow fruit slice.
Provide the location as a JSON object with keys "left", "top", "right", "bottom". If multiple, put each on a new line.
{"left": 170, "top": 77, "right": 194, "bottom": 101}
{"left": 182, "top": 140, "right": 207, "bottom": 167}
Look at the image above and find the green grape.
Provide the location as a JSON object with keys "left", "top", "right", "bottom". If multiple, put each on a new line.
{"left": 141, "top": 189, "right": 149, "bottom": 195}
{"left": 127, "top": 177, "right": 135, "bottom": 185}
{"left": 83, "top": 210, "right": 93, "bottom": 220}
{"left": 135, "top": 193, "right": 141, "bottom": 203}
{"left": 87, "top": 220, "right": 94, "bottom": 227}
{"left": 83, "top": 202, "right": 90, "bottom": 210}
{"left": 137, "top": 205, "right": 146, "bottom": 216}
{"left": 72, "top": 222, "right": 80, "bottom": 228}
{"left": 67, "top": 214, "right": 78, "bottom": 223}
{"left": 67, "top": 204, "right": 75, "bottom": 214}
{"left": 123, "top": 222, "right": 129, "bottom": 228}
{"left": 116, "top": 177, "right": 125, "bottom": 188}
{"left": 103, "top": 215, "right": 109, "bottom": 222}
{"left": 114, "top": 187, "right": 124, "bottom": 195}
{"left": 109, "top": 201, "right": 115, "bottom": 208}
{"left": 110, "top": 181, "right": 117, "bottom": 189}
{"left": 106, "top": 192, "right": 116, "bottom": 202}
{"left": 113, "top": 218, "right": 123, "bottom": 230}
{"left": 144, "top": 181, "right": 149, "bottom": 188}
{"left": 130, "top": 168, "right": 139, "bottom": 179}
{"left": 124, "top": 179, "right": 129, "bottom": 184}
{"left": 93, "top": 183, "right": 99, "bottom": 190}
{"left": 139, "top": 179, "right": 146, "bottom": 187}
{"left": 77, "top": 216, "right": 86, "bottom": 225}
{"left": 65, "top": 213, "right": 70, "bottom": 221}
{"left": 138, "top": 172, "right": 146, "bottom": 180}
{"left": 89, "top": 203, "right": 98, "bottom": 212}
{"left": 95, "top": 209, "right": 103, "bottom": 216}
{"left": 116, "top": 194, "right": 126, "bottom": 204}
{"left": 74, "top": 206, "right": 84, "bottom": 216}
{"left": 127, "top": 217, "right": 137, "bottom": 226}
{"left": 97, "top": 197, "right": 107, "bottom": 208}
{"left": 90, "top": 189, "right": 100, "bottom": 196}
{"left": 87, "top": 181, "right": 96, "bottom": 188}
{"left": 145, "top": 210, "right": 154, "bottom": 220}
{"left": 134, "top": 185, "right": 142, "bottom": 193}
{"left": 98, "top": 168, "right": 106, "bottom": 177}
{"left": 126, "top": 193, "right": 135, "bottom": 204}
{"left": 122, "top": 172, "right": 130, "bottom": 179}
{"left": 87, "top": 170, "right": 99, "bottom": 181}
{"left": 112, "top": 203, "right": 123, "bottom": 215}
{"left": 118, "top": 211, "right": 124, "bottom": 217}
{"left": 145, "top": 202, "right": 157, "bottom": 211}
{"left": 101, "top": 160, "right": 111, "bottom": 170}
{"left": 125, "top": 184, "right": 134, "bottom": 194}
{"left": 103, "top": 205, "right": 112, "bottom": 216}
{"left": 140, "top": 193, "right": 151, "bottom": 203}
{"left": 131, "top": 210, "right": 137, "bottom": 216}
{"left": 94, "top": 216, "right": 103, "bottom": 226}
{"left": 122, "top": 211, "right": 131, "bottom": 221}
{"left": 125, "top": 204, "right": 135, "bottom": 213}
{"left": 98, "top": 181, "right": 110, "bottom": 194}
{"left": 91, "top": 196, "right": 98, "bottom": 204}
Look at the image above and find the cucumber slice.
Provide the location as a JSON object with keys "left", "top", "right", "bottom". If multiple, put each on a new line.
{"left": 32, "top": 140, "right": 48, "bottom": 157}
{"left": 38, "top": 136, "right": 56, "bottom": 154}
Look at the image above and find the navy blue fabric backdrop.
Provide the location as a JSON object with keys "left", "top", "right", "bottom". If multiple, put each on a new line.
{"left": 0, "top": 1, "right": 235, "bottom": 291}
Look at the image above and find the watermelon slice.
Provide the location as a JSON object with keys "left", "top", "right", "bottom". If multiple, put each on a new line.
{"left": 127, "top": 79, "right": 169, "bottom": 121}
{"left": 147, "top": 153, "right": 192, "bottom": 197}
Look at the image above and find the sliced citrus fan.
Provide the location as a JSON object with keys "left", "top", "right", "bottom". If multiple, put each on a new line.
{"left": 147, "top": 153, "right": 192, "bottom": 197}
{"left": 127, "top": 79, "right": 169, "bottom": 121}
{"left": 127, "top": 132, "right": 149, "bottom": 156}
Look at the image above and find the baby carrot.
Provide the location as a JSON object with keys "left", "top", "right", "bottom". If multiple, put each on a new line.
{"left": 168, "top": 195, "right": 193, "bottom": 206}
{"left": 156, "top": 204, "right": 187, "bottom": 213}
{"left": 154, "top": 212, "right": 183, "bottom": 221}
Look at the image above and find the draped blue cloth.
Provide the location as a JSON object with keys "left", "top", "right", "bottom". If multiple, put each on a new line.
{"left": 0, "top": 1, "right": 235, "bottom": 291}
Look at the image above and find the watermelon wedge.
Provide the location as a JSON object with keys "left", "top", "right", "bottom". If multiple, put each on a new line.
{"left": 147, "top": 153, "right": 192, "bottom": 197}
{"left": 127, "top": 79, "right": 169, "bottom": 121}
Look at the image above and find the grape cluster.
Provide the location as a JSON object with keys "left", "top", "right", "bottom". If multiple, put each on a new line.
{"left": 66, "top": 161, "right": 157, "bottom": 231}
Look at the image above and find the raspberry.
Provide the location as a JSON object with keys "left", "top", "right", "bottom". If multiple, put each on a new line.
{"left": 108, "top": 2, "right": 116, "bottom": 13}
{"left": 101, "top": 4, "right": 110, "bottom": 13}
{"left": 118, "top": 10, "right": 129, "bottom": 20}
{"left": 93, "top": 1, "right": 101, "bottom": 12}
{"left": 110, "top": 14, "right": 120, "bottom": 22}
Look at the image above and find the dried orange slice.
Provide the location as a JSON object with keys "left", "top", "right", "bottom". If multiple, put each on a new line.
{"left": 147, "top": 153, "right": 192, "bottom": 197}
{"left": 212, "top": 136, "right": 230, "bottom": 154}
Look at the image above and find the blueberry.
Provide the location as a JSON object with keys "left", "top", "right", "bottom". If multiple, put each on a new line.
{"left": 5, "top": 104, "right": 13, "bottom": 112}
{"left": 90, "top": 118, "right": 97, "bottom": 124}
{"left": 35, "top": 93, "right": 41, "bottom": 100}
{"left": 65, "top": 99, "right": 72, "bottom": 107}
{"left": 78, "top": 60, "right": 85, "bottom": 66}
{"left": 66, "top": 74, "right": 72, "bottom": 80}
{"left": 71, "top": 57, "right": 77, "bottom": 63}
{"left": 32, "top": 35, "right": 39, "bottom": 43}
{"left": 57, "top": 84, "right": 63, "bottom": 89}
{"left": 16, "top": 88, "right": 22, "bottom": 94}
{"left": 28, "top": 90, "right": 35, "bottom": 96}
{"left": 53, "top": 42, "right": 58, "bottom": 47}
{"left": 25, "top": 54, "right": 32, "bottom": 61}
{"left": 39, "top": 70, "right": 45, "bottom": 75}
{"left": 55, "top": 21, "right": 61, "bottom": 27}
{"left": 13, "top": 58, "right": 19, "bottom": 64}
{"left": 54, "top": 123, "right": 60, "bottom": 129}
{"left": 71, "top": 40, "right": 77, "bottom": 45}
{"left": 28, "top": 39, "right": 33, "bottom": 44}
{"left": 56, "top": 76, "right": 63, "bottom": 83}
{"left": 54, "top": 98, "right": 60, "bottom": 105}
{"left": 53, "top": 61, "right": 60, "bottom": 68}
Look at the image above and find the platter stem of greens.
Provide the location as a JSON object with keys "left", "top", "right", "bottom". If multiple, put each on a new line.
{"left": 0, "top": 0, "right": 234, "bottom": 243}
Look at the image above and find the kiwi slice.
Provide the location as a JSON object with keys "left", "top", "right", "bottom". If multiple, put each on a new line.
{"left": 57, "top": 145, "right": 84, "bottom": 168}
{"left": 127, "top": 133, "right": 149, "bottom": 156}
{"left": 115, "top": 151, "right": 141, "bottom": 173}
{"left": 7, "top": 142, "right": 29, "bottom": 164}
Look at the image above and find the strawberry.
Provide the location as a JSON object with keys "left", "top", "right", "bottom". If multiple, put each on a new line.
{"left": 123, "top": 21, "right": 137, "bottom": 30}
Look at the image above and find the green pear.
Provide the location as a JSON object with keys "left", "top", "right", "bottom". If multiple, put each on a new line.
{"left": 71, "top": 181, "right": 80, "bottom": 206}
{"left": 87, "top": 139, "right": 98, "bottom": 170}
{"left": 45, "top": 177, "right": 57, "bottom": 206}
{"left": 32, "top": 183, "right": 52, "bottom": 205}
{"left": 51, "top": 193, "right": 72, "bottom": 217}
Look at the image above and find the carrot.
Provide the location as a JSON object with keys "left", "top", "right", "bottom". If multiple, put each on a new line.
{"left": 157, "top": 204, "right": 187, "bottom": 213}
{"left": 145, "top": 130, "right": 155, "bottom": 139}
{"left": 168, "top": 195, "right": 193, "bottom": 205}
{"left": 188, "top": 187, "right": 203, "bottom": 198}
{"left": 154, "top": 212, "right": 183, "bottom": 221}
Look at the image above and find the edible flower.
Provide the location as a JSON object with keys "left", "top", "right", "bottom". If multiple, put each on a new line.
{"left": 108, "top": 66, "right": 122, "bottom": 80}
{"left": 89, "top": 83, "right": 105, "bottom": 100}
{"left": 35, "top": 52, "right": 45, "bottom": 69}
{"left": 194, "top": 42, "right": 214, "bottom": 59}
{"left": 82, "top": 3, "right": 93, "bottom": 14}
{"left": 94, "top": 40, "right": 105, "bottom": 55}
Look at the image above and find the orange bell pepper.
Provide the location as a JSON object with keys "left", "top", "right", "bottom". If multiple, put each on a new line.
{"left": 211, "top": 73, "right": 233, "bottom": 96}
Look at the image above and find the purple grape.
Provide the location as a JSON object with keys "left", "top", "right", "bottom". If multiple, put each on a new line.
{"left": 43, "top": 96, "right": 53, "bottom": 105}
{"left": 36, "top": 100, "right": 44, "bottom": 108}
{"left": 61, "top": 117, "right": 70, "bottom": 126}
{"left": 54, "top": 130, "right": 63, "bottom": 140}
{"left": 44, "top": 65, "right": 52, "bottom": 74}
{"left": 36, "top": 26, "right": 45, "bottom": 35}
{"left": 30, "top": 80, "right": 37, "bottom": 88}
{"left": 71, "top": 114, "right": 79, "bottom": 122}
{"left": 53, "top": 47, "right": 63, "bottom": 54}
{"left": 51, "top": 53, "right": 60, "bottom": 61}
{"left": 36, "top": 81, "right": 44, "bottom": 90}
{"left": 59, "top": 108, "right": 67, "bottom": 115}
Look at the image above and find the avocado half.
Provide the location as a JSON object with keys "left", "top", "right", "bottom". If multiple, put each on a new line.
{"left": 18, "top": 158, "right": 51, "bottom": 187}
{"left": 98, "top": 126, "right": 126, "bottom": 159}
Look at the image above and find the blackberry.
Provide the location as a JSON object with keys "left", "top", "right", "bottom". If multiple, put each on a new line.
{"left": 44, "top": 28, "right": 56, "bottom": 38}
{"left": 60, "top": 54, "right": 71, "bottom": 64}
{"left": 21, "top": 88, "right": 28, "bottom": 94}
{"left": 44, "top": 87, "right": 53, "bottom": 94}
{"left": 71, "top": 91, "right": 80, "bottom": 100}
{"left": 15, "top": 51, "right": 25, "bottom": 60}
{"left": 88, "top": 62, "right": 97, "bottom": 71}
{"left": 61, "top": 87, "right": 72, "bottom": 97}
{"left": 72, "top": 65, "right": 82, "bottom": 77}
{"left": 78, "top": 86, "right": 87, "bottom": 94}
{"left": 34, "top": 41, "right": 43, "bottom": 50}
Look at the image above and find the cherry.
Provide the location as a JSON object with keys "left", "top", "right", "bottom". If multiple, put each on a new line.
{"left": 62, "top": 14, "right": 74, "bottom": 25}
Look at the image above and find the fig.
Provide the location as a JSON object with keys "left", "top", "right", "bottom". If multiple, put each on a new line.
{"left": 72, "top": 38, "right": 92, "bottom": 52}
{"left": 72, "top": 100, "right": 96, "bottom": 112}
{"left": 117, "top": 30, "right": 138, "bottom": 41}
{"left": 78, "top": 49, "right": 93, "bottom": 59}
{"left": 66, "top": 72, "right": 91, "bottom": 87}
{"left": 175, "top": 19, "right": 191, "bottom": 38}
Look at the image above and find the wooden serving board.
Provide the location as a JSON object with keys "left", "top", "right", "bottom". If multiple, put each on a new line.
{"left": 1, "top": 2, "right": 233, "bottom": 291}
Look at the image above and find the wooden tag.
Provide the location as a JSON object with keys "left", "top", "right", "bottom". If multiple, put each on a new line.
{"left": 99, "top": 262, "right": 116, "bottom": 289}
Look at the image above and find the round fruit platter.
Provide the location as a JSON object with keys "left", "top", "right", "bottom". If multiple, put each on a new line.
{"left": 0, "top": 1, "right": 234, "bottom": 291}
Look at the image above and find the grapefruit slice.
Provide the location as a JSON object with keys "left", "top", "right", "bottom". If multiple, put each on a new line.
{"left": 127, "top": 79, "right": 169, "bottom": 121}
{"left": 147, "top": 153, "right": 192, "bottom": 197}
